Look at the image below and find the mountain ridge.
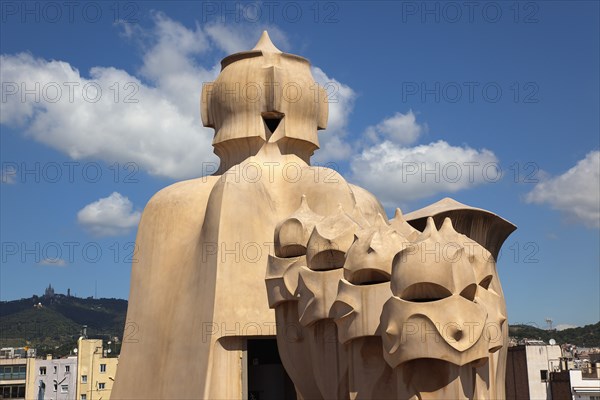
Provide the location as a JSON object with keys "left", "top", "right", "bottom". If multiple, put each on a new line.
{"left": 1, "top": 294, "right": 599, "bottom": 358}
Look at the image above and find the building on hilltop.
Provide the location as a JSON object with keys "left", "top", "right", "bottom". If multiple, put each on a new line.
{"left": 43, "top": 285, "right": 54, "bottom": 299}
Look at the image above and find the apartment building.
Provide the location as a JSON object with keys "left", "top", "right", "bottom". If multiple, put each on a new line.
{"left": 0, "top": 357, "right": 35, "bottom": 400}
{"left": 24, "top": 355, "right": 77, "bottom": 400}
{"left": 75, "top": 338, "right": 118, "bottom": 400}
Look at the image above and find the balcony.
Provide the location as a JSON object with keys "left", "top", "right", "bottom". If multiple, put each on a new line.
{"left": 0, "top": 366, "right": 26, "bottom": 381}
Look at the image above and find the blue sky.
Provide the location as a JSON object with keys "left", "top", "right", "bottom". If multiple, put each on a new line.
{"left": 1, "top": 1, "right": 598, "bottom": 330}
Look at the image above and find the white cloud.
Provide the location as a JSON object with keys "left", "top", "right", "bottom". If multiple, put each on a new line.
{"left": 364, "top": 110, "right": 424, "bottom": 146}
{"left": 0, "top": 12, "right": 494, "bottom": 210}
{"left": 526, "top": 151, "right": 600, "bottom": 228}
{"left": 38, "top": 258, "right": 67, "bottom": 267}
{"left": 204, "top": 23, "right": 290, "bottom": 55}
{"left": 310, "top": 66, "right": 356, "bottom": 163}
{"left": 351, "top": 140, "right": 499, "bottom": 206}
{"left": 349, "top": 111, "right": 498, "bottom": 205}
{"left": 0, "top": 14, "right": 298, "bottom": 180}
{"left": 77, "top": 192, "right": 141, "bottom": 237}
{"left": 555, "top": 324, "right": 579, "bottom": 331}
{"left": 0, "top": 17, "right": 216, "bottom": 180}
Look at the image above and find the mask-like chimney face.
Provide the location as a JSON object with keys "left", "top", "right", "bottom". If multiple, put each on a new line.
{"left": 201, "top": 31, "right": 328, "bottom": 166}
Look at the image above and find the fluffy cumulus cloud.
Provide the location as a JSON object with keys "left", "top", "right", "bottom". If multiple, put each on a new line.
{"left": 0, "top": 14, "right": 297, "bottom": 180}
{"left": 77, "top": 192, "right": 141, "bottom": 237}
{"left": 0, "top": 12, "right": 494, "bottom": 205}
{"left": 526, "top": 151, "right": 600, "bottom": 228}
{"left": 351, "top": 140, "right": 498, "bottom": 205}
{"left": 310, "top": 66, "right": 356, "bottom": 163}
{"left": 364, "top": 110, "right": 425, "bottom": 146}
{"left": 350, "top": 112, "right": 498, "bottom": 205}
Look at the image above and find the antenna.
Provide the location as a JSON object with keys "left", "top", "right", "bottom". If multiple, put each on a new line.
{"left": 545, "top": 318, "right": 553, "bottom": 330}
{"left": 95, "top": 280, "right": 97, "bottom": 299}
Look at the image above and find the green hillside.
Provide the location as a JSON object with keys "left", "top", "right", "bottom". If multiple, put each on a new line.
{"left": 0, "top": 294, "right": 127, "bottom": 357}
{"left": 2, "top": 293, "right": 599, "bottom": 358}
{"left": 509, "top": 322, "right": 600, "bottom": 347}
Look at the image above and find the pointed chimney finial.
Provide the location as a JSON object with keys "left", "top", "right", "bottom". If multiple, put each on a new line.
{"left": 252, "top": 31, "right": 282, "bottom": 54}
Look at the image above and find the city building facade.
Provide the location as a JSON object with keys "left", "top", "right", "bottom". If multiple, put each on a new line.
{"left": 75, "top": 338, "right": 118, "bottom": 400}
{"left": 550, "top": 366, "right": 600, "bottom": 400}
{"left": 25, "top": 355, "right": 77, "bottom": 400}
{"left": 506, "top": 342, "right": 600, "bottom": 400}
{"left": 506, "top": 343, "right": 563, "bottom": 399}
{"left": 0, "top": 357, "right": 35, "bottom": 400}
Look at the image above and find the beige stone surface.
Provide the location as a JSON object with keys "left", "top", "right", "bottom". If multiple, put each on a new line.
{"left": 113, "top": 31, "right": 516, "bottom": 400}
{"left": 270, "top": 205, "right": 513, "bottom": 399}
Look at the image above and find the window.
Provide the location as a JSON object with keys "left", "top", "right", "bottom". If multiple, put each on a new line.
{"left": 98, "top": 382, "right": 106, "bottom": 390}
{"left": 0, "top": 365, "right": 26, "bottom": 380}
{"left": 53, "top": 365, "right": 57, "bottom": 374}
{"left": 81, "top": 375, "right": 88, "bottom": 384}
{"left": 81, "top": 395, "right": 87, "bottom": 400}
{"left": 65, "top": 365, "right": 70, "bottom": 373}
{"left": 540, "top": 369, "right": 548, "bottom": 381}
{"left": 40, "top": 367, "right": 46, "bottom": 375}
{"left": 1, "top": 384, "right": 25, "bottom": 399}
{"left": 53, "top": 383, "right": 57, "bottom": 392}
{"left": 61, "top": 385, "right": 68, "bottom": 393}
{"left": 100, "top": 363, "right": 106, "bottom": 373}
